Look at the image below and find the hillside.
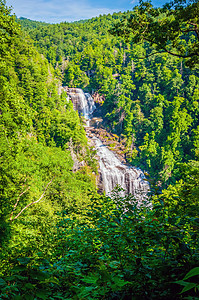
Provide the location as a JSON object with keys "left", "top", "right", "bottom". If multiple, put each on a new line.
{"left": 16, "top": 17, "right": 50, "bottom": 30}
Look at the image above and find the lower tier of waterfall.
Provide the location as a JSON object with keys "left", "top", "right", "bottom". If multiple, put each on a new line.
{"left": 93, "top": 137, "right": 149, "bottom": 202}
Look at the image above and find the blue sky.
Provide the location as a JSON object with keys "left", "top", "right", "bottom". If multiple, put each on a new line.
{"left": 6, "top": 0, "right": 167, "bottom": 23}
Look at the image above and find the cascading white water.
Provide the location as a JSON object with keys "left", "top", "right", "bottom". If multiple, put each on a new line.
{"left": 93, "top": 137, "right": 149, "bottom": 202}
{"left": 67, "top": 88, "right": 96, "bottom": 125}
{"left": 85, "top": 93, "right": 96, "bottom": 117}
{"left": 65, "top": 87, "right": 149, "bottom": 201}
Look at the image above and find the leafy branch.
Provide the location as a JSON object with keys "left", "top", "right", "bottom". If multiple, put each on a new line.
{"left": 110, "top": 0, "right": 199, "bottom": 66}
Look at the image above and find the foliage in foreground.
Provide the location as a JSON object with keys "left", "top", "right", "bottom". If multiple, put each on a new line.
{"left": 1, "top": 170, "right": 199, "bottom": 299}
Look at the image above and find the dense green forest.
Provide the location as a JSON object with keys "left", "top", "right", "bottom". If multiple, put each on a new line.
{"left": 0, "top": 0, "right": 199, "bottom": 299}
{"left": 16, "top": 17, "right": 50, "bottom": 30}
{"left": 22, "top": 4, "right": 199, "bottom": 184}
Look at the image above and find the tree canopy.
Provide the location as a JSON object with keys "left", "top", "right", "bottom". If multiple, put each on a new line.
{"left": 110, "top": 0, "right": 199, "bottom": 67}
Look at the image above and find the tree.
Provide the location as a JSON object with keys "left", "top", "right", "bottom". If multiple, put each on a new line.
{"left": 110, "top": 0, "right": 199, "bottom": 67}
{"left": 0, "top": 0, "right": 20, "bottom": 57}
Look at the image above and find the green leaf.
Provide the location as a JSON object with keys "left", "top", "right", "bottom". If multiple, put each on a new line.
{"left": 29, "top": 270, "right": 49, "bottom": 280}
{"left": 22, "top": 294, "right": 34, "bottom": 300}
{"left": 82, "top": 275, "right": 98, "bottom": 284}
{"left": 183, "top": 267, "right": 199, "bottom": 280}
{"left": 112, "top": 277, "right": 130, "bottom": 288}
{"left": 175, "top": 280, "right": 189, "bottom": 287}
{"left": 36, "top": 290, "right": 50, "bottom": 299}
{"left": 17, "top": 257, "right": 31, "bottom": 265}
{"left": 24, "top": 283, "right": 35, "bottom": 290}
{"left": 78, "top": 286, "right": 96, "bottom": 298}
{"left": 0, "top": 278, "right": 6, "bottom": 286}
{"left": 181, "top": 283, "right": 197, "bottom": 294}
{"left": 13, "top": 296, "right": 23, "bottom": 300}
{"left": 42, "top": 277, "right": 60, "bottom": 285}
{"left": 12, "top": 266, "right": 27, "bottom": 272}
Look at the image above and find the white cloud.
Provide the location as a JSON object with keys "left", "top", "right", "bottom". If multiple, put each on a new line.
{"left": 130, "top": 0, "right": 139, "bottom": 5}
{"left": 6, "top": 0, "right": 120, "bottom": 23}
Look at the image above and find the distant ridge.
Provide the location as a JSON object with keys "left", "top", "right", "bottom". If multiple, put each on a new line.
{"left": 16, "top": 17, "right": 50, "bottom": 30}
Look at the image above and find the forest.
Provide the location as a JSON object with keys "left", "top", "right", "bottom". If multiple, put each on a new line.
{"left": 0, "top": 0, "right": 199, "bottom": 299}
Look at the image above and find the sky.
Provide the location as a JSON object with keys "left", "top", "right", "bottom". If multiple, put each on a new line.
{"left": 6, "top": 0, "right": 168, "bottom": 24}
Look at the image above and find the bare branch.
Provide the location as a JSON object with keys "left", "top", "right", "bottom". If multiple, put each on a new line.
{"left": 188, "top": 21, "right": 199, "bottom": 27}
{"left": 181, "top": 28, "right": 196, "bottom": 33}
{"left": 187, "top": 22, "right": 199, "bottom": 39}
{"left": 10, "top": 186, "right": 30, "bottom": 220}
{"left": 135, "top": 49, "right": 167, "bottom": 59}
{"left": 161, "top": 47, "right": 198, "bottom": 58}
{"left": 11, "top": 177, "right": 54, "bottom": 221}
{"left": 142, "top": 37, "right": 199, "bottom": 58}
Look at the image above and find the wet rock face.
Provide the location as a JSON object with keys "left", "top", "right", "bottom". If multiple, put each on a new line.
{"left": 89, "top": 117, "right": 103, "bottom": 128}
{"left": 86, "top": 127, "right": 127, "bottom": 163}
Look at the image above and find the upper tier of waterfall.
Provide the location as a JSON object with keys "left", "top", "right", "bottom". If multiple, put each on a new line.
{"left": 66, "top": 88, "right": 96, "bottom": 124}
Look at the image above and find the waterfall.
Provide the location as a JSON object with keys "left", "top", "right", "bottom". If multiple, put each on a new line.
{"left": 93, "top": 137, "right": 149, "bottom": 203}
{"left": 65, "top": 87, "right": 149, "bottom": 201}
{"left": 66, "top": 88, "right": 96, "bottom": 125}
